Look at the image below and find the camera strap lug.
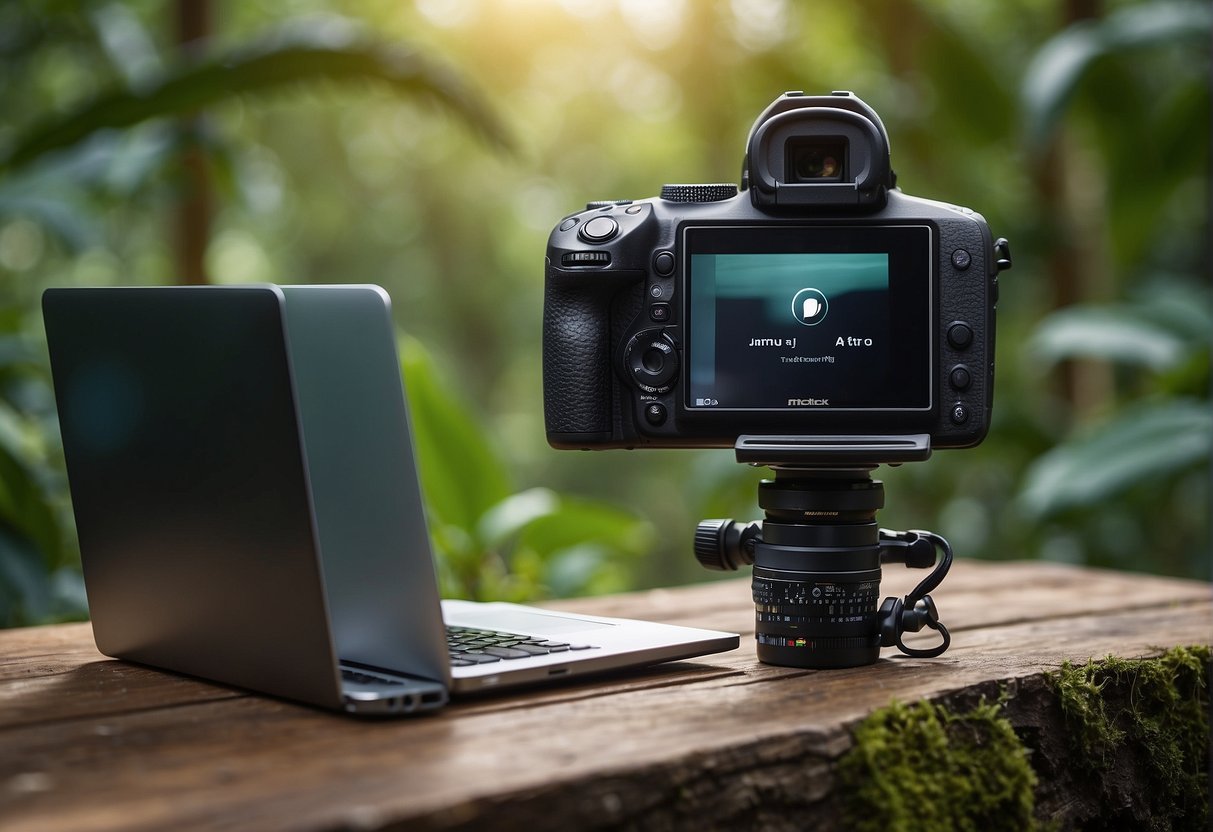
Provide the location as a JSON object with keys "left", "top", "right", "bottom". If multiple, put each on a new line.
{"left": 876, "top": 529, "right": 953, "bottom": 659}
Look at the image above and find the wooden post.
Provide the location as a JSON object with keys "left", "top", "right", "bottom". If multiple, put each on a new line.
{"left": 174, "top": 0, "right": 212, "bottom": 286}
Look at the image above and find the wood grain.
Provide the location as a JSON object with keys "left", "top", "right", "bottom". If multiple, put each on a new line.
{"left": 0, "top": 559, "right": 1208, "bottom": 832}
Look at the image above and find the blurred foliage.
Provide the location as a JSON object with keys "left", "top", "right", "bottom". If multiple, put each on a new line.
{"left": 401, "top": 334, "right": 652, "bottom": 600}
{"left": 0, "top": 0, "right": 1208, "bottom": 627}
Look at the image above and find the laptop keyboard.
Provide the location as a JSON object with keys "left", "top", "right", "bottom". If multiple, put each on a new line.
{"left": 446, "top": 624, "right": 597, "bottom": 667}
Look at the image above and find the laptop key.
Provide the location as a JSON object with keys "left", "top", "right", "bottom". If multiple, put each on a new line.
{"left": 449, "top": 659, "right": 476, "bottom": 667}
{"left": 509, "top": 644, "right": 552, "bottom": 656}
{"left": 482, "top": 646, "right": 532, "bottom": 660}
{"left": 457, "top": 652, "right": 503, "bottom": 664}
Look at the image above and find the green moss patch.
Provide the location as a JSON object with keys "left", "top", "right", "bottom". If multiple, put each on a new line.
{"left": 837, "top": 646, "right": 1210, "bottom": 832}
{"left": 837, "top": 697, "right": 1038, "bottom": 832}
{"left": 1045, "top": 645, "right": 1210, "bottom": 831}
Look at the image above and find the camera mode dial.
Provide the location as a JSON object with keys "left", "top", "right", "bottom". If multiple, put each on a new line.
{"left": 624, "top": 330, "right": 678, "bottom": 394}
{"left": 660, "top": 184, "right": 738, "bottom": 203}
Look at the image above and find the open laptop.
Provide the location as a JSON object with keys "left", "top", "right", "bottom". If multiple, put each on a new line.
{"left": 42, "top": 285, "right": 738, "bottom": 716}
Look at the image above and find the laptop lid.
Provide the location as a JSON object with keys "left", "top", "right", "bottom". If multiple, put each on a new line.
{"left": 43, "top": 286, "right": 346, "bottom": 710}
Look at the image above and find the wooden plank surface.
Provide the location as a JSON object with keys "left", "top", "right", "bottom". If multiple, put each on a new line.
{"left": 0, "top": 559, "right": 1209, "bottom": 832}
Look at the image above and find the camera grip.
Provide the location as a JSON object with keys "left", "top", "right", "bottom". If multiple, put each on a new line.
{"left": 543, "top": 266, "right": 642, "bottom": 440}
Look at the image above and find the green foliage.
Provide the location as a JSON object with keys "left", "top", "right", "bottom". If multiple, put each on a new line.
{"left": 1046, "top": 646, "right": 1211, "bottom": 830}
{"left": 0, "top": 329, "right": 84, "bottom": 626}
{"left": 837, "top": 698, "right": 1039, "bottom": 832}
{"left": 400, "top": 336, "right": 652, "bottom": 601}
{"left": 1021, "top": 1, "right": 1212, "bottom": 149}
{"left": 0, "top": 6, "right": 517, "bottom": 625}
{"left": 1019, "top": 398, "right": 1211, "bottom": 517}
{"left": 0, "top": 0, "right": 1209, "bottom": 624}
{"left": 0, "top": 19, "right": 513, "bottom": 175}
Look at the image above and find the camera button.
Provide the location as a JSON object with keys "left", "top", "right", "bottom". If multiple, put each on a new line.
{"left": 625, "top": 205, "right": 643, "bottom": 215}
{"left": 579, "top": 216, "right": 619, "bottom": 243}
{"left": 644, "top": 403, "right": 667, "bottom": 426}
{"left": 559, "top": 217, "right": 579, "bottom": 232}
{"left": 946, "top": 322, "right": 973, "bottom": 350}
{"left": 951, "top": 249, "right": 971, "bottom": 271}
{"left": 950, "top": 403, "right": 969, "bottom": 425}
{"left": 650, "top": 303, "right": 670, "bottom": 322}
{"left": 949, "top": 365, "right": 972, "bottom": 390}
{"left": 653, "top": 251, "right": 675, "bottom": 276}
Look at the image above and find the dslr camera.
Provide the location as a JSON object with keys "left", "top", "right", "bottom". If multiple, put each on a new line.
{"left": 542, "top": 92, "right": 1012, "bottom": 669}
{"left": 543, "top": 91, "right": 1010, "bottom": 457}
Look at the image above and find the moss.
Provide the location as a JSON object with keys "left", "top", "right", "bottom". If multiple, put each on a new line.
{"left": 1045, "top": 644, "right": 1210, "bottom": 831}
{"left": 837, "top": 697, "right": 1039, "bottom": 832}
{"left": 836, "top": 646, "right": 1211, "bottom": 832}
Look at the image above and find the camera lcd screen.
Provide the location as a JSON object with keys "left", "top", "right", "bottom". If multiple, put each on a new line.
{"left": 684, "top": 224, "right": 933, "bottom": 411}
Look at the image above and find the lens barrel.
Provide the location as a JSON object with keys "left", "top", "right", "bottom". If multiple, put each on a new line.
{"left": 750, "top": 471, "right": 885, "bottom": 668}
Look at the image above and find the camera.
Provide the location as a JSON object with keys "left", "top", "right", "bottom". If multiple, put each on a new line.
{"left": 542, "top": 91, "right": 1012, "bottom": 668}
{"left": 542, "top": 91, "right": 1011, "bottom": 455}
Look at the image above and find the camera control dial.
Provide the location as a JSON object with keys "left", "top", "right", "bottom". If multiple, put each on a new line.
{"left": 624, "top": 330, "right": 678, "bottom": 393}
{"left": 660, "top": 184, "right": 739, "bottom": 203}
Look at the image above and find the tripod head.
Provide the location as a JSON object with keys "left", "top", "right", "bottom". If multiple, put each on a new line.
{"left": 693, "top": 437, "right": 953, "bottom": 668}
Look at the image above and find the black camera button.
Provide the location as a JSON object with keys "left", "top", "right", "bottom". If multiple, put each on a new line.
{"left": 561, "top": 251, "right": 611, "bottom": 266}
{"left": 558, "top": 217, "right": 578, "bottom": 232}
{"left": 950, "top": 403, "right": 970, "bottom": 425}
{"left": 625, "top": 205, "right": 643, "bottom": 215}
{"left": 625, "top": 331, "right": 678, "bottom": 391}
{"left": 949, "top": 365, "right": 972, "bottom": 391}
{"left": 951, "top": 249, "right": 971, "bottom": 271}
{"left": 649, "top": 303, "right": 670, "bottom": 322}
{"left": 579, "top": 216, "right": 619, "bottom": 243}
{"left": 946, "top": 322, "right": 973, "bottom": 350}
{"left": 653, "top": 251, "right": 675, "bottom": 276}
{"left": 644, "top": 403, "right": 667, "bottom": 426}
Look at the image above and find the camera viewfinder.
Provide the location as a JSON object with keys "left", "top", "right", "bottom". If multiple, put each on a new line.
{"left": 786, "top": 137, "right": 847, "bottom": 183}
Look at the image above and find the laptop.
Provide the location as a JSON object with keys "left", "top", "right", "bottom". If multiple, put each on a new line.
{"left": 42, "top": 284, "right": 738, "bottom": 716}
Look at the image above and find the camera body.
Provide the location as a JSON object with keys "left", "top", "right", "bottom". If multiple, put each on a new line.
{"left": 543, "top": 91, "right": 1009, "bottom": 457}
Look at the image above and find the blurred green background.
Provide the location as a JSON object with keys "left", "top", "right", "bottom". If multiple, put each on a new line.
{"left": 0, "top": 0, "right": 1208, "bottom": 627}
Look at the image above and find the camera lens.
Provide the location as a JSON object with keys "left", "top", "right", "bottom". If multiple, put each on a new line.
{"left": 750, "top": 471, "right": 884, "bottom": 668}
{"left": 786, "top": 138, "right": 847, "bottom": 183}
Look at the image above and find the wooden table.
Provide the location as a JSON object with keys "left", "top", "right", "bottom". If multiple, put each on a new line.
{"left": 1, "top": 559, "right": 1209, "bottom": 831}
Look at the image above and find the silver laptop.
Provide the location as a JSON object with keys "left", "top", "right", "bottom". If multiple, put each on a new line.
{"left": 42, "top": 285, "right": 737, "bottom": 716}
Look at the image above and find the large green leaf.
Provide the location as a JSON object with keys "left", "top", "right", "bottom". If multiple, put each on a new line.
{"left": 512, "top": 495, "right": 654, "bottom": 560}
{"left": 1027, "top": 306, "right": 1190, "bottom": 372}
{"left": 399, "top": 335, "right": 513, "bottom": 536}
{"left": 1020, "top": 1, "right": 1212, "bottom": 148}
{"left": 0, "top": 22, "right": 513, "bottom": 174}
{"left": 1018, "top": 399, "right": 1212, "bottom": 517}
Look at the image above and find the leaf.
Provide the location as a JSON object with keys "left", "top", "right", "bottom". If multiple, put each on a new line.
{"left": 0, "top": 21, "right": 514, "bottom": 175}
{"left": 1018, "top": 399, "right": 1212, "bottom": 517}
{"left": 1027, "top": 306, "right": 1189, "bottom": 372}
{"left": 399, "top": 335, "right": 513, "bottom": 535}
{"left": 0, "top": 526, "right": 54, "bottom": 626}
{"left": 513, "top": 496, "right": 654, "bottom": 559}
{"left": 0, "top": 190, "right": 99, "bottom": 251}
{"left": 477, "top": 487, "right": 560, "bottom": 548}
{"left": 1020, "top": 1, "right": 1213, "bottom": 148}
